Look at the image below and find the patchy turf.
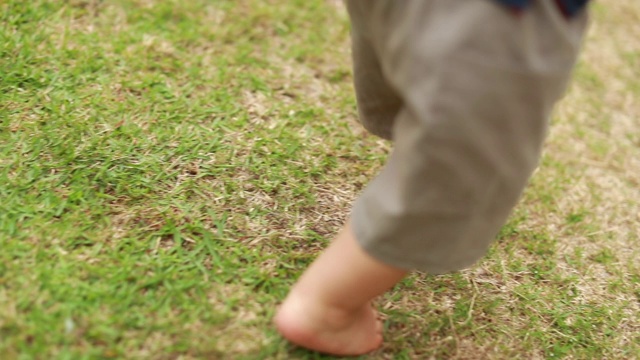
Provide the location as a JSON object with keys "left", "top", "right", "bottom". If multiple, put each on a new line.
{"left": 0, "top": 0, "right": 638, "bottom": 359}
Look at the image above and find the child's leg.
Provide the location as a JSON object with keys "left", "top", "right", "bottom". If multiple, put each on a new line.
{"left": 274, "top": 220, "right": 407, "bottom": 356}
{"left": 275, "top": 0, "right": 588, "bottom": 356}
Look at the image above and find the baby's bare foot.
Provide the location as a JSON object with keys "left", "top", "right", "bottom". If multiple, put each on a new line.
{"left": 274, "top": 291, "right": 383, "bottom": 356}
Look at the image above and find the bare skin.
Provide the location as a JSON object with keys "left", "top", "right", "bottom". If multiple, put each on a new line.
{"left": 274, "top": 220, "right": 408, "bottom": 356}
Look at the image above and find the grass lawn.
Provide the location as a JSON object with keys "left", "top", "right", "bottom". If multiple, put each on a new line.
{"left": 1, "top": 0, "right": 638, "bottom": 359}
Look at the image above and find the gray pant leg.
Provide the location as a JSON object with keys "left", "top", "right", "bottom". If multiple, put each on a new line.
{"left": 347, "top": 1, "right": 402, "bottom": 140}
{"left": 348, "top": 0, "right": 588, "bottom": 273}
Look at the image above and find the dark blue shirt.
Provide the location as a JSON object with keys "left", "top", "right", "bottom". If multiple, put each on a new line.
{"left": 495, "top": 0, "right": 589, "bottom": 17}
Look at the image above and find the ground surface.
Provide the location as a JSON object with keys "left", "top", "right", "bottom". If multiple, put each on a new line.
{"left": 1, "top": 0, "right": 638, "bottom": 359}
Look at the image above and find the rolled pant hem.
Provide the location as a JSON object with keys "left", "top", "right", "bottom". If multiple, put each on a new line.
{"left": 351, "top": 211, "right": 483, "bottom": 275}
